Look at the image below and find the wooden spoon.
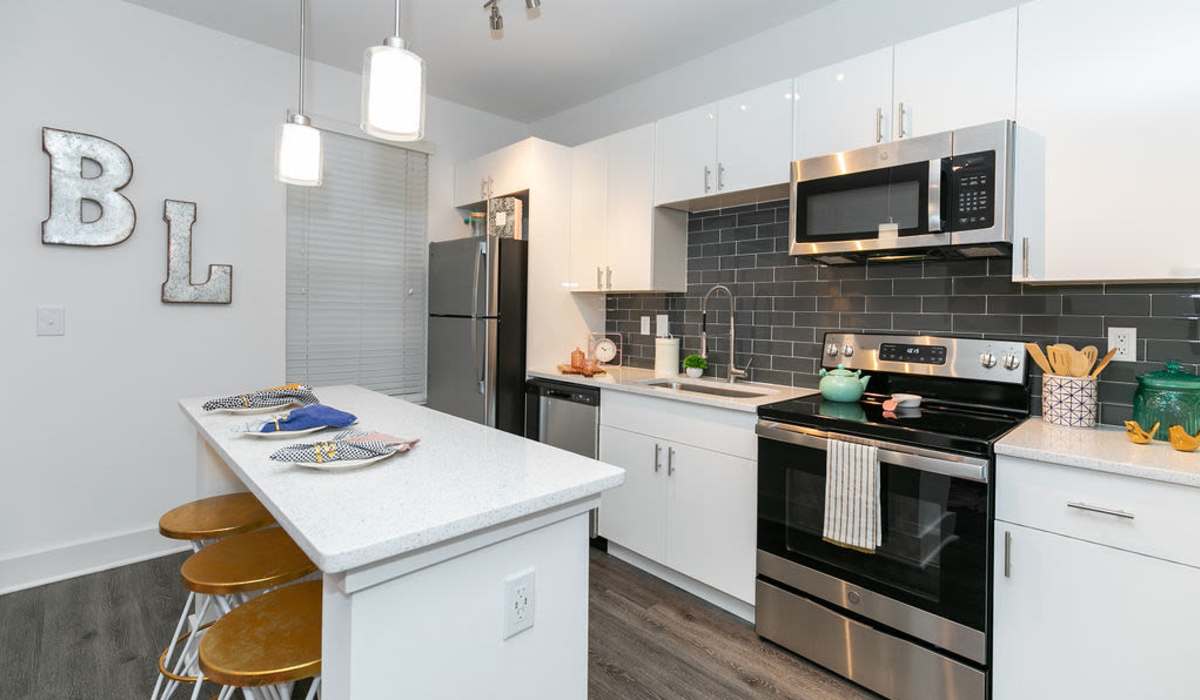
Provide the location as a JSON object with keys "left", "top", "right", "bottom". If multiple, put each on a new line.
{"left": 1080, "top": 345, "right": 1099, "bottom": 375}
{"left": 1025, "top": 343, "right": 1053, "bottom": 375}
{"left": 1089, "top": 348, "right": 1118, "bottom": 379}
{"left": 1047, "top": 344, "right": 1073, "bottom": 375}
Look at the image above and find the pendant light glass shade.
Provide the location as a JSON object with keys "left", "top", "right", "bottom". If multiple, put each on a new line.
{"left": 361, "top": 36, "right": 426, "bottom": 141}
{"left": 276, "top": 0, "right": 322, "bottom": 186}
{"left": 276, "top": 115, "right": 323, "bottom": 186}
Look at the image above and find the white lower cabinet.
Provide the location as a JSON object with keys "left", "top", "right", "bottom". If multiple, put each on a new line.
{"left": 598, "top": 423, "right": 756, "bottom": 604}
{"left": 993, "top": 522, "right": 1200, "bottom": 700}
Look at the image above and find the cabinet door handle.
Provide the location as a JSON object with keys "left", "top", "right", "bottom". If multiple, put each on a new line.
{"left": 1067, "top": 501, "right": 1135, "bottom": 520}
{"left": 667, "top": 446, "right": 676, "bottom": 475}
{"left": 717, "top": 162, "right": 726, "bottom": 190}
{"left": 606, "top": 266, "right": 613, "bottom": 290}
{"left": 875, "top": 107, "right": 884, "bottom": 143}
{"left": 596, "top": 266, "right": 603, "bottom": 290}
{"left": 653, "top": 443, "right": 661, "bottom": 472}
{"left": 1003, "top": 530, "right": 1012, "bottom": 578}
{"left": 704, "top": 165, "right": 712, "bottom": 193}
{"left": 1021, "top": 237, "right": 1030, "bottom": 279}
{"left": 897, "top": 102, "right": 907, "bottom": 139}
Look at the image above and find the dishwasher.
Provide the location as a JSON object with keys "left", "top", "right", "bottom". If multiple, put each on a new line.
{"left": 525, "top": 378, "right": 601, "bottom": 538}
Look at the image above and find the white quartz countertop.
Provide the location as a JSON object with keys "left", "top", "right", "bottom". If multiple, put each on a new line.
{"left": 527, "top": 366, "right": 817, "bottom": 412}
{"left": 179, "top": 385, "right": 625, "bottom": 573}
{"left": 996, "top": 418, "right": 1200, "bottom": 488}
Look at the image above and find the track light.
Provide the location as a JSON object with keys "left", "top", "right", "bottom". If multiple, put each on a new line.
{"left": 485, "top": 0, "right": 543, "bottom": 35}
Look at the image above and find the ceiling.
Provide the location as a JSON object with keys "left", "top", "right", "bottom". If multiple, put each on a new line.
{"left": 124, "top": 0, "right": 836, "bottom": 122}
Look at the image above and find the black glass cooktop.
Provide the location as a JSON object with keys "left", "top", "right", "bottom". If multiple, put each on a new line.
{"left": 758, "top": 393, "right": 1025, "bottom": 458}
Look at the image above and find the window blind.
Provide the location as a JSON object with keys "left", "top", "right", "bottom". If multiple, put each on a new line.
{"left": 286, "top": 130, "right": 428, "bottom": 402}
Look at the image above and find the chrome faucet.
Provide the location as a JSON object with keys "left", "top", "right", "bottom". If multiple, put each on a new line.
{"left": 700, "top": 285, "right": 751, "bottom": 383}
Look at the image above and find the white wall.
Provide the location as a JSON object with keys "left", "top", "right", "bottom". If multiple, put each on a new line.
{"left": 531, "top": 0, "right": 1017, "bottom": 145}
{"left": 0, "top": 0, "right": 526, "bottom": 592}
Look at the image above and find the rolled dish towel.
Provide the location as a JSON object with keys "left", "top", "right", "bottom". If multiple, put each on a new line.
{"left": 269, "top": 430, "right": 419, "bottom": 464}
{"left": 823, "top": 438, "right": 882, "bottom": 553}
{"left": 259, "top": 404, "right": 357, "bottom": 433}
{"left": 203, "top": 384, "right": 318, "bottom": 411}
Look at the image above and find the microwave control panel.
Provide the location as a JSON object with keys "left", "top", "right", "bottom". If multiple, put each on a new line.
{"left": 949, "top": 150, "right": 995, "bottom": 231}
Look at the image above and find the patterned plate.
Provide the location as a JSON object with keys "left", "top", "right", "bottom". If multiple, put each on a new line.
{"left": 241, "top": 420, "right": 358, "bottom": 439}
{"left": 291, "top": 452, "right": 396, "bottom": 471}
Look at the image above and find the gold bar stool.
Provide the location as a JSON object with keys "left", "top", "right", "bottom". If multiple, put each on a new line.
{"left": 155, "top": 526, "right": 314, "bottom": 700}
{"left": 189, "top": 580, "right": 322, "bottom": 700}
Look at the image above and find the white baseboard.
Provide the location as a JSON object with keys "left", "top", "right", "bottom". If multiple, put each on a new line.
{"left": 0, "top": 526, "right": 190, "bottom": 596}
{"left": 606, "top": 543, "right": 756, "bottom": 624}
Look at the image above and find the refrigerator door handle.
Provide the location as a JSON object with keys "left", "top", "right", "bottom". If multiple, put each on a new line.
{"left": 472, "top": 242, "right": 484, "bottom": 388}
{"left": 483, "top": 319, "right": 499, "bottom": 425}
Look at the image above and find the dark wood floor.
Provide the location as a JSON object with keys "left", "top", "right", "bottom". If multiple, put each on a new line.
{"left": 0, "top": 548, "right": 873, "bottom": 699}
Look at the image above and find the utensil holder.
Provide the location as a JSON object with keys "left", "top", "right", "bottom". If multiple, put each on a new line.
{"left": 1042, "top": 374, "right": 1099, "bottom": 427}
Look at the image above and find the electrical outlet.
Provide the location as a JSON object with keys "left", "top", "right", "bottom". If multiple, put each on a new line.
{"left": 656, "top": 314, "right": 669, "bottom": 338}
{"left": 503, "top": 569, "right": 535, "bottom": 640}
{"left": 640, "top": 316, "right": 651, "bottom": 336}
{"left": 1108, "top": 327, "right": 1137, "bottom": 362}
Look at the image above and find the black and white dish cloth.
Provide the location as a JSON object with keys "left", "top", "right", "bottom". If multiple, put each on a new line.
{"left": 823, "top": 438, "right": 882, "bottom": 553}
{"left": 203, "top": 384, "right": 319, "bottom": 411}
{"left": 269, "top": 430, "right": 419, "bottom": 465}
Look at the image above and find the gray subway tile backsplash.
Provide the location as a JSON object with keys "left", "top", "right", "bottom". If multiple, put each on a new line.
{"left": 606, "top": 198, "right": 1200, "bottom": 426}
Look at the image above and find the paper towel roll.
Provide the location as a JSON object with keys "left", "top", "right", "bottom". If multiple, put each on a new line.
{"left": 655, "top": 337, "right": 681, "bottom": 378}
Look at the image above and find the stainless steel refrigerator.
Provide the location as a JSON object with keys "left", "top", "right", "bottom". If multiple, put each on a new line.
{"left": 427, "top": 236, "right": 527, "bottom": 435}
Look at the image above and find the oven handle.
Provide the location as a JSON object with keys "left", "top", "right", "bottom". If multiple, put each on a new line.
{"left": 755, "top": 420, "right": 989, "bottom": 483}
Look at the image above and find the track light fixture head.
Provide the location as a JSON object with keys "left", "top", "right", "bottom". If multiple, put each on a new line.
{"left": 484, "top": 0, "right": 542, "bottom": 35}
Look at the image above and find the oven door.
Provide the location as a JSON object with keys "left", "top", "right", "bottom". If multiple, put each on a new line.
{"left": 789, "top": 132, "right": 952, "bottom": 258}
{"left": 756, "top": 421, "right": 990, "bottom": 664}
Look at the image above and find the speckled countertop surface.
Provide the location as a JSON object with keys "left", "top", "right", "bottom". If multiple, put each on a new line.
{"left": 179, "top": 385, "right": 625, "bottom": 573}
{"left": 526, "top": 366, "right": 817, "bottom": 412}
{"left": 996, "top": 418, "right": 1200, "bottom": 488}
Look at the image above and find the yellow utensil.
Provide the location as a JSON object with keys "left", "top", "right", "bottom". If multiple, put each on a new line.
{"left": 1090, "top": 348, "right": 1118, "bottom": 379}
{"left": 1047, "top": 344, "right": 1074, "bottom": 375}
{"left": 1025, "top": 343, "right": 1053, "bottom": 375}
{"left": 1077, "top": 345, "right": 1099, "bottom": 376}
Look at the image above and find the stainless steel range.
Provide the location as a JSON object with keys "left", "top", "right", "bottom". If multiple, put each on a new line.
{"left": 755, "top": 333, "right": 1030, "bottom": 700}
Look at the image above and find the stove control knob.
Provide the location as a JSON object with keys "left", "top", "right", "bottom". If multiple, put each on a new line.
{"left": 979, "top": 352, "right": 998, "bottom": 369}
{"left": 1003, "top": 353, "right": 1022, "bottom": 371}
{"left": 842, "top": 345, "right": 855, "bottom": 358}
{"left": 825, "top": 343, "right": 840, "bottom": 357}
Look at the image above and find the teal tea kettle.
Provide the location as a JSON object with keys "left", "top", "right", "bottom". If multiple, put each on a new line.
{"left": 819, "top": 363, "right": 871, "bottom": 403}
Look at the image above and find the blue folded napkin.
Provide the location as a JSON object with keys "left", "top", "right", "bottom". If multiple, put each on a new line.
{"left": 260, "top": 404, "right": 357, "bottom": 433}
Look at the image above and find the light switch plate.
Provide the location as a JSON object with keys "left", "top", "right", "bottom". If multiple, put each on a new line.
{"left": 640, "top": 316, "right": 651, "bottom": 336}
{"left": 656, "top": 314, "right": 669, "bottom": 338}
{"left": 36, "top": 305, "right": 65, "bottom": 336}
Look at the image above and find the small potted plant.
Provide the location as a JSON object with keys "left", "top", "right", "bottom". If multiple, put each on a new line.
{"left": 683, "top": 354, "right": 708, "bottom": 379}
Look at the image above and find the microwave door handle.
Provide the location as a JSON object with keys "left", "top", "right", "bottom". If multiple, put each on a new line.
{"left": 928, "top": 159, "right": 942, "bottom": 233}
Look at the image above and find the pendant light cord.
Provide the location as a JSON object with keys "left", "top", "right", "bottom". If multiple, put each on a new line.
{"left": 298, "top": 0, "right": 307, "bottom": 115}
{"left": 394, "top": 0, "right": 402, "bottom": 38}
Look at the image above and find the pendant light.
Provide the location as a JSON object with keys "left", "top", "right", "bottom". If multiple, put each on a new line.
{"left": 361, "top": 0, "right": 426, "bottom": 141}
{"left": 275, "top": 0, "right": 323, "bottom": 186}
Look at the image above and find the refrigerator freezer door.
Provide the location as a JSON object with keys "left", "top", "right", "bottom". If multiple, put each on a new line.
{"left": 427, "top": 316, "right": 489, "bottom": 424}
{"left": 429, "top": 238, "right": 488, "bottom": 317}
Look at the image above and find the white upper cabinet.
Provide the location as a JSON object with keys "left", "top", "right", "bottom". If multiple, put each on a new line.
{"left": 605, "top": 124, "right": 657, "bottom": 291}
{"left": 892, "top": 9, "right": 1017, "bottom": 140}
{"left": 452, "top": 139, "right": 533, "bottom": 207}
{"left": 1015, "top": 0, "right": 1200, "bottom": 281}
{"left": 568, "top": 137, "right": 607, "bottom": 291}
{"left": 715, "top": 79, "right": 796, "bottom": 194}
{"left": 569, "top": 124, "right": 687, "bottom": 293}
{"left": 653, "top": 103, "right": 718, "bottom": 206}
{"left": 794, "top": 47, "right": 893, "bottom": 160}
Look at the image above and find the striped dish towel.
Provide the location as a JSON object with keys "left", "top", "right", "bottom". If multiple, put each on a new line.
{"left": 202, "top": 384, "right": 318, "bottom": 411}
{"left": 269, "top": 430, "right": 419, "bottom": 464}
{"left": 823, "top": 438, "right": 882, "bottom": 553}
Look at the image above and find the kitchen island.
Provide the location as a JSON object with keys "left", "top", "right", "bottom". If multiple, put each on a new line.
{"left": 179, "top": 385, "right": 624, "bottom": 699}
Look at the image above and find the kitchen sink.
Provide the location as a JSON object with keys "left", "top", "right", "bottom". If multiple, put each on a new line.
{"left": 643, "top": 380, "right": 770, "bottom": 399}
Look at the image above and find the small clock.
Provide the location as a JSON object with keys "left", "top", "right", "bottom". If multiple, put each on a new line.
{"left": 593, "top": 337, "right": 617, "bottom": 364}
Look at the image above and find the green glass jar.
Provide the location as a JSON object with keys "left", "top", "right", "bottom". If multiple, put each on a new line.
{"left": 1132, "top": 361, "right": 1200, "bottom": 441}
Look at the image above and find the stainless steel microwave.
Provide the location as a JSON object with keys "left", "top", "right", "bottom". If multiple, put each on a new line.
{"left": 789, "top": 120, "right": 1017, "bottom": 263}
